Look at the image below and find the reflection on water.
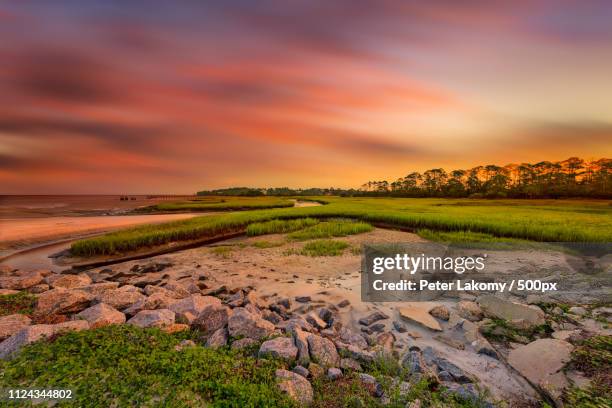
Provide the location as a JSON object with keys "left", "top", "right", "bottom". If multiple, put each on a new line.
{"left": 1, "top": 241, "right": 72, "bottom": 272}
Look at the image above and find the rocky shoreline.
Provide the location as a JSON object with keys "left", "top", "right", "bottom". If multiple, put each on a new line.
{"left": 0, "top": 251, "right": 610, "bottom": 407}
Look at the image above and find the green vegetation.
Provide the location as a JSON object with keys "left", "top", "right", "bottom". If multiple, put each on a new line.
{"left": 300, "top": 240, "right": 349, "bottom": 256}
{"left": 210, "top": 246, "right": 234, "bottom": 258}
{"left": 251, "top": 240, "right": 285, "bottom": 249}
{"left": 246, "top": 218, "right": 319, "bottom": 236}
{"left": 0, "top": 292, "right": 37, "bottom": 316}
{"left": 480, "top": 318, "right": 553, "bottom": 343}
{"left": 0, "top": 325, "right": 292, "bottom": 407}
{"left": 71, "top": 197, "right": 612, "bottom": 256}
{"left": 287, "top": 220, "right": 373, "bottom": 241}
{"left": 565, "top": 335, "right": 612, "bottom": 407}
{"left": 140, "top": 196, "right": 294, "bottom": 212}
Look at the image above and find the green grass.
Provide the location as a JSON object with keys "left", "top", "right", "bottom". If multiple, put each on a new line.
{"left": 0, "top": 325, "right": 293, "bottom": 407}
{"left": 300, "top": 240, "right": 349, "bottom": 256}
{"left": 210, "top": 246, "right": 234, "bottom": 258}
{"left": 287, "top": 220, "right": 373, "bottom": 241}
{"left": 139, "top": 196, "right": 294, "bottom": 212}
{"left": 0, "top": 292, "right": 37, "bottom": 316}
{"left": 246, "top": 218, "right": 319, "bottom": 236}
{"left": 71, "top": 197, "right": 612, "bottom": 256}
{"left": 251, "top": 241, "right": 285, "bottom": 249}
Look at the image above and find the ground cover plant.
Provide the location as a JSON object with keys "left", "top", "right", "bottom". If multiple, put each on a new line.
{"left": 287, "top": 220, "right": 373, "bottom": 241}
{"left": 138, "top": 196, "right": 294, "bottom": 213}
{"left": 0, "top": 325, "right": 293, "bottom": 407}
{"left": 71, "top": 197, "right": 612, "bottom": 256}
{"left": 300, "top": 239, "right": 349, "bottom": 256}
{"left": 246, "top": 218, "right": 319, "bottom": 236}
{"left": 0, "top": 292, "right": 37, "bottom": 316}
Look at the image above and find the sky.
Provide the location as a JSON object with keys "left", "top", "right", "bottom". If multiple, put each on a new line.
{"left": 1, "top": 0, "right": 611, "bottom": 194}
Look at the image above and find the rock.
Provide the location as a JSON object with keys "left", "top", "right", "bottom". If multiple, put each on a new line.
{"left": 358, "top": 311, "right": 388, "bottom": 326}
{"left": 125, "top": 292, "right": 178, "bottom": 315}
{"left": 279, "top": 315, "right": 313, "bottom": 333}
{"left": 318, "top": 308, "right": 333, "bottom": 323}
{"left": 376, "top": 332, "right": 395, "bottom": 350}
{"left": 80, "top": 282, "right": 120, "bottom": 296}
{"left": 48, "top": 273, "right": 92, "bottom": 289}
{"left": 429, "top": 305, "right": 450, "bottom": 321}
{"left": 338, "top": 328, "right": 368, "bottom": 349}
{"left": 0, "top": 321, "right": 87, "bottom": 359}
{"left": 95, "top": 288, "right": 145, "bottom": 311}
{"left": 457, "top": 301, "right": 483, "bottom": 322}
{"left": 477, "top": 295, "right": 545, "bottom": 329}
{"left": 568, "top": 306, "right": 587, "bottom": 316}
{"left": 0, "top": 271, "right": 44, "bottom": 290}
{"left": 226, "top": 290, "right": 245, "bottom": 307}
{"left": 277, "top": 298, "right": 291, "bottom": 309}
{"left": 434, "top": 356, "right": 471, "bottom": 383}
{"left": 0, "top": 314, "right": 31, "bottom": 340}
{"left": 592, "top": 306, "right": 612, "bottom": 320}
{"left": 162, "top": 323, "right": 189, "bottom": 333}
{"left": 29, "top": 284, "right": 49, "bottom": 294}
{"left": 308, "top": 362, "right": 325, "bottom": 379}
{"left": 191, "top": 304, "right": 229, "bottom": 334}
{"left": 231, "top": 337, "right": 257, "bottom": 350}
{"left": 262, "top": 310, "right": 282, "bottom": 324}
{"left": 327, "top": 367, "right": 342, "bottom": 380}
{"left": 337, "top": 299, "right": 350, "bottom": 308}
{"left": 307, "top": 333, "right": 340, "bottom": 367}
{"left": 295, "top": 296, "right": 311, "bottom": 303}
{"left": 398, "top": 303, "right": 442, "bottom": 331}
{"left": 35, "top": 288, "right": 92, "bottom": 315}
{"left": 163, "top": 280, "right": 191, "bottom": 298}
{"left": 306, "top": 312, "right": 327, "bottom": 330}
{"left": 169, "top": 295, "right": 221, "bottom": 323}
{"left": 442, "top": 383, "right": 491, "bottom": 407}
{"left": 245, "top": 291, "right": 269, "bottom": 309}
{"left": 401, "top": 347, "right": 425, "bottom": 375}
{"left": 275, "top": 369, "right": 313, "bottom": 406}
{"left": 174, "top": 339, "right": 196, "bottom": 351}
{"left": 144, "top": 285, "right": 181, "bottom": 299}
{"left": 551, "top": 330, "right": 579, "bottom": 341}
{"left": 259, "top": 337, "right": 298, "bottom": 361}
{"left": 340, "top": 358, "right": 362, "bottom": 371}
{"left": 205, "top": 328, "right": 228, "bottom": 348}
{"left": 291, "top": 327, "right": 310, "bottom": 365}
{"left": 228, "top": 307, "right": 275, "bottom": 340}
{"left": 292, "top": 365, "right": 309, "bottom": 378}
{"left": 358, "top": 373, "right": 384, "bottom": 397}
{"left": 344, "top": 344, "right": 375, "bottom": 364}
{"left": 393, "top": 321, "right": 407, "bottom": 333}
{"left": 127, "top": 309, "right": 175, "bottom": 328}
{"left": 507, "top": 339, "right": 573, "bottom": 402}
{"left": 0, "top": 289, "right": 19, "bottom": 296}
{"left": 76, "top": 303, "right": 125, "bottom": 328}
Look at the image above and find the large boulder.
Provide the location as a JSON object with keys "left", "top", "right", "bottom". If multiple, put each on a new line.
{"left": 0, "top": 314, "right": 31, "bottom": 340}
{"left": 127, "top": 309, "right": 175, "bottom": 328}
{"left": 163, "top": 280, "right": 191, "bottom": 298}
{"left": 144, "top": 285, "right": 184, "bottom": 299}
{"left": 358, "top": 311, "right": 388, "bottom": 326}
{"left": 275, "top": 369, "right": 313, "bottom": 406}
{"left": 307, "top": 333, "right": 339, "bottom": 367}
{"left": 339, "top": 327, "right": 368, "bottom": 349}
{"left": 48, "top": 273, "right": 92, "bottom": 289}
{"left": 259, "top": 337, "right": 298, "bottom": 361}
{"left": 0, "top": 271, "right": 44, "bottom": 290}
{"left": 508, "top": 339, "right": 573, "bottom": 402}
{"left": 124, "top": 292, "right": 178, "bottom": 315}
{"left": 0, "top": 321, "right": 88, "bottom": 359}
{"left": 477, "top": 295, "right": 545, "bottom": 329}
{"left": 228, "top": 307, "right": 275, "bottom": 340}
{"left": 457, "top": 301, "right": 483, "bottom": 322}
{"left": 80, "top": 282, "right": 120, "bottom": 296}
{"left": 398, "top": 303, "right": 442, "bottom": 331}
{"left": 169, "top": 295, "right": 221, "bottom": 323}
{"left": 191, "top": 304, "right": 229, "bottom": 334}
{"left": 76, "top": 303, "right": 125, "bottom": 328}
{"left": 291, "top": 327, "right": 310, "bottom": 365}
{"left": 35, "top": 288, "right": 93, "bottom": 315}
{"left": 95, "top": 288, "right": 145, "bottom": 311}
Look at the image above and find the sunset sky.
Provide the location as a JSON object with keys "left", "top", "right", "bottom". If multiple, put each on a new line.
{"left": 1, "top": 1, "right": 611, "bottom": 194}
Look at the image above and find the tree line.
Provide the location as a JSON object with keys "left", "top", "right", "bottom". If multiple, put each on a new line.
{"left": 197, "top": 157, "right": 611, "bottom": 199}
{"left": 360, "top": 157, "right": 611, "bottom": 198}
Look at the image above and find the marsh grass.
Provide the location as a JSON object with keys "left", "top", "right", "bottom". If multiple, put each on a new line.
{"left": 287, "top": 220, "right": 373, "bottom": 241}
{"left": 139, "top": 196, "right": 294, "bottom": 212}
{"left": 210, "top": 246, "right": 233, "bottom": 258}
{"left": 301, "top": 239, "right": 349, "bottom": 256}
{"left": 71, "top": 197, "right": 612, "bottom": 256}
{"left": 246, "top": 218, "right": 319, "bottom": 236}
{"left": 251, "top": 240, "right": 285, "bottom": 248}
{"left": 0, "top": 325, "right": 292, "bottom": 407}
